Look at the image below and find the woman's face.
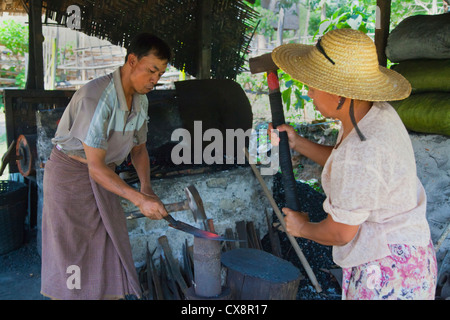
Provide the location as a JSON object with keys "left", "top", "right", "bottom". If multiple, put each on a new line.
{"left": 307, "top": 87, "right": 340, "bottom": 119}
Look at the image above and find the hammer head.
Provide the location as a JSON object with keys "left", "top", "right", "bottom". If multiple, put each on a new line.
{"left": 184, "top": 185, "right": 207, "bottom": 222}
{"left": 249, "top": 52, "right": 279, "bottom": 74}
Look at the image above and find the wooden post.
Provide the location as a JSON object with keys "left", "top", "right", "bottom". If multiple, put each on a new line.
{"left": 197, "top": 0, "right": 212, "bottom": 79}
{"left": 26, "top": 0, "right": 44, "bottom": 89}
{"left": 375, "top": 0, "right": 391, "bottom": 67}
{"left": 26, "top": 0, "right": 44, "bottom": 90}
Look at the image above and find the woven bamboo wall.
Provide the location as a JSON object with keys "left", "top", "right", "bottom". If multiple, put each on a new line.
{"left": 37, "top": 0, "right": 258, "bottom": 79}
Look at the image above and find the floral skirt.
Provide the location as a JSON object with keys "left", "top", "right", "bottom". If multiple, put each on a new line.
{"left": 342, "top": 241, "right": 437, "bottom": 300}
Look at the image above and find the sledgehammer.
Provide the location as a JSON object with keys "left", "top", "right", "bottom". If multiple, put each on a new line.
{"left": 126, "top": 185, "right": 207, "bottom": 225}
{"left": 249, "top": 53, "right": 301, "bottom": 212}
{"left": 248, "top": 54, "right": 322, "bottom": 293}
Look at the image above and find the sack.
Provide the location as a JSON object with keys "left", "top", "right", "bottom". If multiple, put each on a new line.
{"left": 391, "top": 59, "right": 450, "bottom": 93}
{"left": 390, "top": 93, "right": 450, "bottom": 136}
{"left": 386, "top": 14, "right": 450, "bottom": 62}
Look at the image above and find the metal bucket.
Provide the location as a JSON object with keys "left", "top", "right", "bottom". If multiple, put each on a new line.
{"left": 0, "top": 180, "right": 28, "bottom": 255}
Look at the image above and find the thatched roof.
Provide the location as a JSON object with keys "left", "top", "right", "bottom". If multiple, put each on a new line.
{"left": 0, "top": 0, "right": 27, "bottom": 13}
{"left": 35, "top": 0, "right": 258, "bottom": 80}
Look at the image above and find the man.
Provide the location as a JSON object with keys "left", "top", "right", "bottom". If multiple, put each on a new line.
{"left": 41, "top": 33, "right": 171, "bottom": 299}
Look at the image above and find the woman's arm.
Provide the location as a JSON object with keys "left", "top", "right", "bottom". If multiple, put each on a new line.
{"left": 282, "top": 207, "right": 359, "bottom": 246}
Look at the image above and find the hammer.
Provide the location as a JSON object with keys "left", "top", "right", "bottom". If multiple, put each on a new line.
{"left": 126, "top": 185, "right": 208, "bottom": 229}
{"left": 249, "top": 53, "right": 301, "bottom": 212}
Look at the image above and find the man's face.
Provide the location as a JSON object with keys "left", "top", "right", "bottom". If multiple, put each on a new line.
{"left": 128, "top": 52, "right": 168, "bottom": 94}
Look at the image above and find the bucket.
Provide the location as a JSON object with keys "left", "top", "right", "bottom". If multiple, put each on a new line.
{"left": 0, "top": 180, "right": 28, "bottom": 255}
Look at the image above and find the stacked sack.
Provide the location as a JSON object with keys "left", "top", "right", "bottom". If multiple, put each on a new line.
{"left": 386, "top": 13, "right": 450, "bottom": 136}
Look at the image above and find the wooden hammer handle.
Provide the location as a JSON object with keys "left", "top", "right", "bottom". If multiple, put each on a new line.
{"left": 165, "top": 199, "right": 189, "bottom": 212}
{"left": 125, "top": 199, "right": 189, "bottom": 220}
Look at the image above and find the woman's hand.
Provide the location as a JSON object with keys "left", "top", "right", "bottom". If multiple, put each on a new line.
{"left": 282, "top": 207, "right": 310, "bottom": 238}
{"left": 268, "top": 122, "right": 299, "bottom": 150}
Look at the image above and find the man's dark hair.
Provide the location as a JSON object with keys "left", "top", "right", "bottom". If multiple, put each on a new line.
{"left": 125, "top": 33, "right": 172, "bottom": 63}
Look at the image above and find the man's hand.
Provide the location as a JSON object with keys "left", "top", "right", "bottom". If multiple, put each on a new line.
{"left": 137, "top": 194, "right": 168, "bottom": 220}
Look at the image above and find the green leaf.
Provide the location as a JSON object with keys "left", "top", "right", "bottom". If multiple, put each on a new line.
{"left": 318, "top": 19, "right": 331, "bottom": 36}
{"left": 285, "top": 79, "right": 293, "bottom": 88}
{"left": 282, "top": 87, "right": 292, "bottom": 111}
{"left": 294, "top": 99, "right": 304, "bottom": 111}
{"left": 347, "top": 14, "right": 363, "bottom": 30}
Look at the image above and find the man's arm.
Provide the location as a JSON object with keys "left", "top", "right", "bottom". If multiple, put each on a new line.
{"left": 130, "top": 143, "right": 153, "bottom": 195}
{"left": 82, "top": 142, "right": 166, "bottom": 220}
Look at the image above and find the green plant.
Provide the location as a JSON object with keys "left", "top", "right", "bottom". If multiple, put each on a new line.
{"left": 0, "top": 20, "right": 28, "bottom": 112}
{"left": 304, "top": 178, "right": 324, "bottom": 194}
{"left": 0, "top": 19, "right": 28, "bottom": 55}
{"left": 314, "top": 4, "right": 374, "bottom": 39}
{"left": 279, "top": 71, "right": 311, "bottom": 113}
{"left": 236, "top": 72, "right": 268, "bottom": 93}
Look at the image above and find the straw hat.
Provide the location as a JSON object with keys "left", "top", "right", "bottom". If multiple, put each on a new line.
{"left": 271, "top": 28, "right": 411, "bottom": 102}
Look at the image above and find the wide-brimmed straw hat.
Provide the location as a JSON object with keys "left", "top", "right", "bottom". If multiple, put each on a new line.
{"left": 271, "top": 28, "right": 411, "bottom": 102}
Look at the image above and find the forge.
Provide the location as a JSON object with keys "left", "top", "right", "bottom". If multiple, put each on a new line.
{"left": 117, "top": 79, "right": 274, "bottom": 266}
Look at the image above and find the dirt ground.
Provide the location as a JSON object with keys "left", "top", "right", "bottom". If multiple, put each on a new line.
{"left": 0, "top": 229, "right": 44, "bottom": 300}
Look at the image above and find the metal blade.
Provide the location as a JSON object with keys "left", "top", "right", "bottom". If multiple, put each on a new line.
{"left": 164, "top": 215, "right": 243, "bottom": 242}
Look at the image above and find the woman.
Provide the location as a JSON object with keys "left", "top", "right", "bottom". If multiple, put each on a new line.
{"left": 269, "top": 28, "right": 437, "bottom": 300}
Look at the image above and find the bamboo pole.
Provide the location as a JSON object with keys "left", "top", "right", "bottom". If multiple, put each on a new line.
{"left": 244, "top": 148, "right": 322, "bottom": 293}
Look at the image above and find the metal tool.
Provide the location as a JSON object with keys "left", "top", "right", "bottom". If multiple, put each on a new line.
{"left": 249, "top": 53, "right": 301, "bottom": 212}
{"left": 163, "top": 214, "right": 241, "bottom": 242}
{"left": 126, "top": 185, "right": 242, "bottom": 242}
{"left": 126, "top": 184, "right": 207, "bottom": 223}
{"left": 248, "top": 54, "right": 322, "bottom": 293}
{"left": 0, "top": 140, "right": 17, "bottom": 176}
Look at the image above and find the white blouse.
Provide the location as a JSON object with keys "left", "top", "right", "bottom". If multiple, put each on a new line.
{"left": 321, "top": 102, "right": 431, "bottom": 268}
